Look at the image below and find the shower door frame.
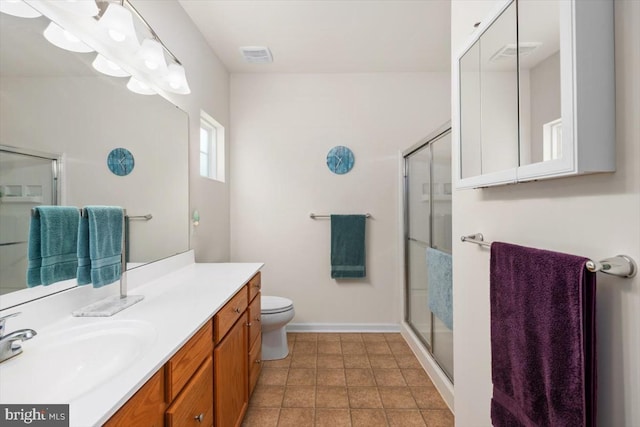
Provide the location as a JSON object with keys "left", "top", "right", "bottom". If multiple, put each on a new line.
{"left": 0, "top": 145, "right": 62, "bottom": 205}
{"left": 402, "top": 121, "right": 452, "bottom": 382}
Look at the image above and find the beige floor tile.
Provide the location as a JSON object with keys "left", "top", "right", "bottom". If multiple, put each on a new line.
{"left": 402, "top": 369, "right": 433, "bottom": 386}
{"left": 386, "top": 409, "right": 427, "bottom": 427}
{"left": 350, "top": 409, "right": 388, "bottom": 427}
{"left": 317, "top": 333, "right": 342, "bottom": 342}
{"left": 365, "top": 342, "right": 393, "bottom": 355}
{"left": 420, "top": 409, "right": 454, "bottom": 427}
{"left": 340, "top": 333, "right": 364, "bottom": 342}
{"left": 345, "top": 369, "right": 376, "bottom": 387}
{"left": 249, "top": 385, "right": 285, "bottom": 407}
{"left": 378, "top": 387, "right": 418, "bottom": 409}
{"left": 388, "top": 341, "right": 413, "bottom": 355}
{"left": 317, "top": 354, "right": 344, "bottom": 369}
{"left": 383, "top": 333, "right": 405, "bottom": 342}
{"left": 341, "top": 341, "right": 367, "bottom": 354}
{"left": 293, "top": 341, "right": 318, "bottom": 354}
{"left": 317, "top": 368, "right": 347, "bottom": 386}
{"left": 343, "top": 354, "right": 371, "bottom": 369}
{"left": 394, "top": 354, "right": 422, "bottom": 369}
{"left": 277, "top": 408, "right": 314, "bottom": 427}
{"left": 294, "top": 333, "right": 318, "bottom": 342}
{"left": 368, "top": 355, "right": 399, "bottom": 369}
{"left": 242, "top": 407, "right": 280, "bottom": 427}
{"left": 282, "top": 385, "right": 316, "bottom": 408}
{"left": 290, "top": 353, "right": 317, "bottom": 369}
{"left": 347, "top": 387, "right": 383, "bottom": 408}
{"left": 361, "top": 333, "right": 387, "bottom": 342}
{"left": 286, "top": 368, "right": 316, "bottom": 386}
{"left": 373, "top": 368, "right": 407, "bottom": 386}
{"left": 410, "top": 387, "right": 449, "bottom": 409}
{"left": 263, "top": 355, "right": 292, "bottom": 369}
{"left": 258, "top": 368, "right": 289, "bottom": 386}
{"left": 315, "top": 408, "right": 352, "bottom": 427}
{"left": 316, "top": 386, "right": 350, "bottom": 408}
{"left": 318, "top": 340, "right": 342, "bottom": 354}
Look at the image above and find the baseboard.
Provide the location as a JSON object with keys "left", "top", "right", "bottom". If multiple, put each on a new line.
{"left": 287, "top": 323, "right": 401, "bottom": 333}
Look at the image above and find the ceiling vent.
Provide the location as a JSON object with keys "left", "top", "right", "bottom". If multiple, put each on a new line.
{"left": 240, "top": 46, "right": 273, "bottom": 64}
{"left": 490, "top": 42, "right": 541, "bottom": 62}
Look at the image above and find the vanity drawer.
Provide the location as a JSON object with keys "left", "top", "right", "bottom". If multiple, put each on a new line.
{"left": 165, "top": 321, "right": 213, "bottom": 402}
{"left": 248, "top": 336, "right": 262, "bottom": 397}
{"left": 166, "top": 356, "right": 214, "bottom": 427}
{"left": 247, "top": 292, "right": 261, "bottom": 347}
{"left": 105, "top": 369, "right": 166, "bottom": 427}
{"left": 248, "top": 272, "right": 261, "bottom": 302}
{"left": 214, "top": 286, "right": 248, "bottom": 343}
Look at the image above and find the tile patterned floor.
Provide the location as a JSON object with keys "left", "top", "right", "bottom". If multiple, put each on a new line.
{"left": 242, "top": 332, "right": 454, "bottom": 427}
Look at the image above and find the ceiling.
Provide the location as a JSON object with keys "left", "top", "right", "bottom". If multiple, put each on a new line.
{"left": 177, "top": 0, "right": 451, "bottom": 74}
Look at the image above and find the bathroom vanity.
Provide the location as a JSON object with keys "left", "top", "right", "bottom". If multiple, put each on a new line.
{"left": 0, "top": 251, "right": 263, "bottom": 427}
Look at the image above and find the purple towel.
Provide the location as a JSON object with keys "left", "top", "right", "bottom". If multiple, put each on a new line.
{"left": 490, "top": 242, "right": 597, "bottom": 427}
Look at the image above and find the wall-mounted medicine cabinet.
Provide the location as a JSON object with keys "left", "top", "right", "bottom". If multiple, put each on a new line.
{"left": 455, "top": 0, "right": 615, "bottom": 189}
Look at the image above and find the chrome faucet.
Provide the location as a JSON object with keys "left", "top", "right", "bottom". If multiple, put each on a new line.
{"left": 0, "top": 312, "right": 37, "bottom": 363}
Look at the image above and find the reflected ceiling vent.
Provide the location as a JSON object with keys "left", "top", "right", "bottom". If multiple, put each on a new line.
{"left": 240, "top": 46, "right": 273, "bottom": 64}
{"left": 490, "top": 42, "right": 541, "bottom": 62}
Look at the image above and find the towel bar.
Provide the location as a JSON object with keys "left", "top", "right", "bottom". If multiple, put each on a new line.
{"left": 461, "top": 233, "right": 637, "bottom": 278}
{"left": 310, "top": 212, "right": 372, "bottom": 219}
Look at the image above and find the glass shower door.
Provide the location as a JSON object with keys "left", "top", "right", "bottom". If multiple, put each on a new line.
{"left": 404, "top": 127, "right": 453, "bottom": 381}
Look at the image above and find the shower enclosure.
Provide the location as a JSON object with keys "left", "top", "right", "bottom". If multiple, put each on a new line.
{"left": 403, "top": 123, "right": 453, "bottom": 381}
{"left": 0, "top": 146, "right": 60, "bottom": 295}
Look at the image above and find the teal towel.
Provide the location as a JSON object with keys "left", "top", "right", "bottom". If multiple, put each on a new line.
{"left": 330, "top": 215, "right": 366, "bottom": 279}
{"left": 85, "top": 206, "right": 124, "bottom": 288}
{"left": 76, "top": 214, "right": 91, "bottom": 285}
{"left": 27, "top": 206, "right": 80, "bottom": 286}
{"left": 26, "top": 214, "right": 42, "bottom": 287}
{"left": 427, "top": 247, "right": 453, "bottom": 330}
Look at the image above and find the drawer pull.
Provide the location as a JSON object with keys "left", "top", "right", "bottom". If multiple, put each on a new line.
{"left": 254, "top": 317, "right": 261, "bottom": 322}
{"left": 234, "top": 307, "right": 241, "bottom": 313}
{"left": 194, "top": 413, "right": 205, "bottom": 423}
{"left": 255, "top": 359, "right": 262, "bottom": 364}
{"left": 246, "top": 322, "right": 252, "bottom": 327}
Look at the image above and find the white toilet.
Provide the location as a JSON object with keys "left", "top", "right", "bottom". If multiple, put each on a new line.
{"left": 261, "top": 296, "right": 295, "bottom": 360}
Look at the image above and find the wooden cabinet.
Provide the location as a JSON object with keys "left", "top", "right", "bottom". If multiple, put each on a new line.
{"left": 166, "top": 356, "right": 214, "bottom": 427}
{"left": 104, "top": 369, "right": 166, "bottom": 427}
{"left": 214, "top": 313, "right": 248, "bottom": 427}
{"left": 247, "top": 283, "right": 262, "bottom": 397}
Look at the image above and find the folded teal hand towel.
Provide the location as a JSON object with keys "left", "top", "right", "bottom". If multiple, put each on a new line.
{"left": 76, "top": 214, "right": 91, "bottom": 285}
{"left": 330, "top": 215, "right": 366, "bottom": 279}
{"left": 85, "top": 206, "right": 124, "bottom": 288}
{"left": 26, "top": 214, "right": 42, "bottom": 287}
{"left": 427, "top": 247, "right": 453, "bottom": 330}
{"left": 28, "top": 206, "right": 80, "bottom": 286}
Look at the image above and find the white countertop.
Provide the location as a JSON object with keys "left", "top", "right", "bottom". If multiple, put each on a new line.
{"left": 0, "top": 255, "right": 263, "bottom": 427}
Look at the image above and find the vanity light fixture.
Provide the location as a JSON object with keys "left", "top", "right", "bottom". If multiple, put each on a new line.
{"left": 5, "top": 0, "right": 192, "bottom": 97}
{"left": 43, "top": 21, "right": 94, "bottom": 53}
{"left": 0, "top": 0, "right": 41, "bottom": 18}
{"left": 92, "top": 53, "right": 130, "bottom": 77}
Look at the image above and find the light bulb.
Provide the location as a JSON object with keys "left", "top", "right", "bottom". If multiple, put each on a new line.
{"left": 127, "top": 77, "right": 156, "bottom": 95}
{"left": 98, "top": 3, "right": 138, "bottom": 47}
{"left": 43, "top": 22, "right": 94, "bottom": 53}
{"left": 92, "top": 54, "right": 130, "bottom": 77}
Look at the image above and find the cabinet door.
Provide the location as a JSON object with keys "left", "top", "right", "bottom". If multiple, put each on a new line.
{"left": 247, "top": 292, "right": 261, "bottom": 348}
{"left": 214, "top": 314, "right": 248, "bottom": 427}
{"left": 104, "top": 369, "right": 166, "bottom": 427}
{"left": 166, "top": 356, "right": 214, "bottom": 427}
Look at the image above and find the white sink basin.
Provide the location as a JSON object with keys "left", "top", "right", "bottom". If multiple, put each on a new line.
{"left": 0, "top": 319, "right": 157, "bottom": 403}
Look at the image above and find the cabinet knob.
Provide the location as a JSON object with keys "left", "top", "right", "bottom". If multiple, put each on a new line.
{"left": 234, "top": 307, "right": 241, "bottom": 313}
{"left": 246, "top": 322, "right": 252, "bottom": 327}
{"left": 255, "top": 359, "right": 262, "bottom": 364}
{"left": 254, "top": 317, "right": 261, "bottom": 322}
{"left": 194, "top": 413, "right": 204, "bottom": 423}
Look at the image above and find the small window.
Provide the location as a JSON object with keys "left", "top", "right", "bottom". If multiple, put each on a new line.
{"left": 199, "top": 111, "right": 225, "bottom": 182}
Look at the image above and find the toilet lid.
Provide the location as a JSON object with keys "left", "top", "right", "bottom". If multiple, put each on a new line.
{"left": 262, "top": 296, "right": 294, "bottom": 314}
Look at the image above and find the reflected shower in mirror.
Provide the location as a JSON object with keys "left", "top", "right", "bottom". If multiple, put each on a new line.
{"left": 0, "top": 12, "right": 189, "bottom": 299}
{"left": 518, "top": 0, "right": 561, "bottom": 165}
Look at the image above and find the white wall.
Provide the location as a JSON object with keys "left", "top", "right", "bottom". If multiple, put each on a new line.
{"left": 131, "top": 0, "right": 231, "bottom": 263}
{"left": 452, "top": 1, "right": 640, "bottom": 425}
{"left": 230, "top": 73, "right": 450, "bottom": 326}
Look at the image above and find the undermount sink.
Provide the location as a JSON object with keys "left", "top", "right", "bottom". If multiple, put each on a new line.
{"left": 0, "top": 319, "right": 157, "bottom": 403}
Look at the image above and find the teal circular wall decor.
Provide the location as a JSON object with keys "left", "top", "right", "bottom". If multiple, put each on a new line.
{"left": 326, "top": 146, "right": 355, "bottom": 175}
{"left": 107, "top": 148, "right": 135, "bottom": 176}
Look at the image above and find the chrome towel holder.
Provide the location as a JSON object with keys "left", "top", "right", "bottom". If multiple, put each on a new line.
{"left": 309, "top": 213, "right": 372, "bottom": 219}
{"left": 461, "top": 233, "right": 637, "bottom": 278}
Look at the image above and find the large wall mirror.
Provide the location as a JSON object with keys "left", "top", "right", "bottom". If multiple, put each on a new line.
{"left": 0, "top": 12, "right": 189, "bottom": 302}
{"left": 456, "top": 0, "right": 614, "bottom": 189}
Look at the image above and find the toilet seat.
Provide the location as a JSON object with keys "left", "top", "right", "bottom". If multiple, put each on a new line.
{"left": 262, "top": 296, "right": 294, "bottom": 314}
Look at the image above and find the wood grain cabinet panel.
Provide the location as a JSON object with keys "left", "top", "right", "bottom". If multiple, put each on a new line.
{"left": 214, "top": 315, "right": 248, "bottom": 427}
{"left": 247, "top": 272, "right": 261, "bottom": 303}
{"left": 166, "top": 356, "right": 214, "bottom": 427}
{"left": 247, "top": 293, "right": 261, "bottom": 348}
{"left": 214, "top": 287, "right": 248, "bottom": 343}
{"left": 248, "top": 336, "right": 262, "bottom": 397}
{"left": 165, "top": 321, "right": 213, "bottom": 402}
{"left": 104, "top": 369, "right": 166, "bottom": 427}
